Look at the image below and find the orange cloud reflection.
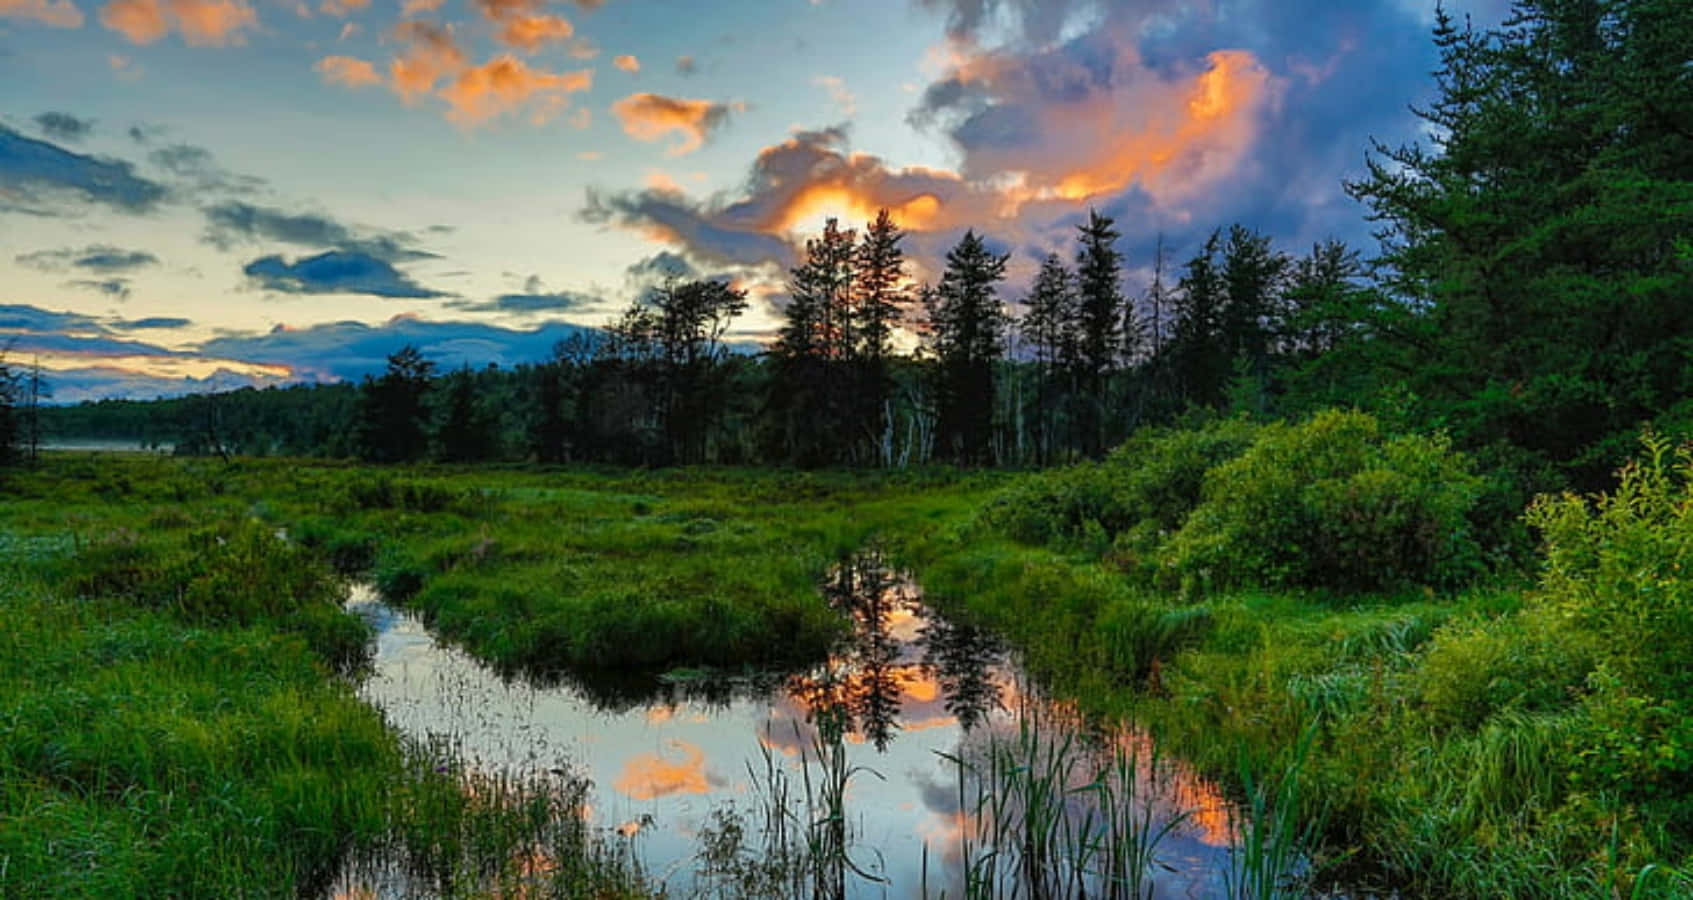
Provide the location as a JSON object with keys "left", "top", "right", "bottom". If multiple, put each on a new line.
{"left": 613, "top": 740, "right": 712, "bottom": 801}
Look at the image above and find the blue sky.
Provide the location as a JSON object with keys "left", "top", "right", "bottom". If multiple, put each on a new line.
{"left": 1, "top": 0, "right": 1506, "bottom": 401}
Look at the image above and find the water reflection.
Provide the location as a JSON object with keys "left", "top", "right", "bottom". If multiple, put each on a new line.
{"left": 335, "top": 551, "right": 1244, "bottom": 898}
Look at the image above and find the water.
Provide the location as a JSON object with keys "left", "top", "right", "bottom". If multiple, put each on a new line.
{"left": 336, "top": 553, "right": 1243, "bottom": 898}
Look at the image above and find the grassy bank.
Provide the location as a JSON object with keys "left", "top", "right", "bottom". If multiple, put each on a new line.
{"left": 894, "top": 416, "right": 1693, "bottom": 897}
{"left": 280, "top": 464, "right": 1003, "bottom": 677}
{"left": 0, "top": 457, "right": 647, "bottom": 898}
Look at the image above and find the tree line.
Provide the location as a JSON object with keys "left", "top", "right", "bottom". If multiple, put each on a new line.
{"left": 20, "top": 0, "right": 1692, "bottom": 494}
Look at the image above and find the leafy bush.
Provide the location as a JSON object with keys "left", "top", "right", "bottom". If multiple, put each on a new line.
{"left": 1527, "top": 432, "right": 1693, "bottom": 697}
{"left": 1415, "top": 608, "right": 1594, "bottom": 732}
{"left": 1161, "top": 410, "right": 1483, "bottom": 592}
{"left": 982, "top": 417, "right": 1259, "bottom": 551}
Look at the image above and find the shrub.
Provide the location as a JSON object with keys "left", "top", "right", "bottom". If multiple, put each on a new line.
{"left": 1415, "top": 608, "right": 1595, "bottom": 732}
{"left": 1526, "top": 432, "right": 1693, "bottom": 698}
{"left": 1161, "top": 410, "right": 1483, "bottom": 593}
{"left": 981, "top": 417, "right": 1259, "bottom": 551}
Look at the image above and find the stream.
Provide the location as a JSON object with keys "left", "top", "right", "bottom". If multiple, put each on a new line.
{"left": 330, "top": 553, "right": 1245, "bottom": 898}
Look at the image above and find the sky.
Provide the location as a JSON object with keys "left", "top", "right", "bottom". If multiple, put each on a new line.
{"left": 0, "top": 0, "right": 1509, "bottom": 402}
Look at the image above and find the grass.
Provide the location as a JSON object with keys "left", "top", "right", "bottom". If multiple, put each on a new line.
{"left": 13, "top": 450, "right": 1685, "bottom": 897}
{"left": 0, "top": 454, "right": 650, "bottom": 898}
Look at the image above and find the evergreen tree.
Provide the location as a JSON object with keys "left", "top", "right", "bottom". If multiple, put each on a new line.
{"left": 1165, "top": 231, "right": 1229, "bottom": 411}
{"left": 1218, "top": 224, "right": 1288, "bottom": 415}
{"left": 772, "top": 219, "right": 859, "bottom": 465}
{"left": 1074, "top": 210, "right": 1126, "bottom": 455}
{"left": 853, "top": 209, "right": 910, "bottom": 464}
{"left": 1019, "top": 253, "right": 1076, "bottom": 463}
{"left": 1346, "top": 0, "right": 1693, "bottom": 485}
{"left": 436, "top": 366, "right": 500, "bottom": 462}
{"left": 0, "top": 352, "right": 17, "bottom": 467}
{"left": 357, "top": 345, "right": 435, "bottom": 463}
{"left": 924, "top": 230, "right": 1010, "bottom": 464}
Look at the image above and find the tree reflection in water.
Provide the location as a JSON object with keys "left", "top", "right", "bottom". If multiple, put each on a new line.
{"left": 790, "top": 548, "right": 1006, "bottom": 752}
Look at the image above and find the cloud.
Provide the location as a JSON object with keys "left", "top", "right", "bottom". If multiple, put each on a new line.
{"left": 586, "top": 0, "right": 1445, "bottom": 299}
{"left": 398, "top": 0, "right": 439, "bottom": 15}
{"left": 318, "top": 0, "right": 364, "bottom": 16}
{"left": 389, "top": 21, "right": 466, "bottom": 100}
{"left": 336, "top": 21, "right": 590, "bottom": 125}
{"left": 582, "top": 126, "right": 995, "bottom": 271}
{"left": 99, "top": 0, "right": 258, "bottom": 46}
{"left": 0, "top": 124, "right": 168, "bottom": 214}
{"left": 148, "top": 142, "right": 265, "bottom": 193}
{"left": 66, "top": 277, "right": 133, "bottom": 299}
{"left": 813, "top": 75, "right": 856, "bottom": 118}
{"left": 675, "top": 55, "right": 696, "bottom": 76}
{"left": 469, "top": 0, "right": 575, "bottom": 53}
{"left": 610, "top": 93, "right": 735, "bottom": 156}
{"left": 202, "top": 200, "right": 437, "bottom": 262}
{"left": 316, "top": 54, "right": 381, "bottom": 87}
{"left": 496, "top": 14, "right": 573, "bottom": 52}
{"left": 449, "top": 291, "right": 596, "bottom": 314}
{"left": 0, "top": 0, "right": 84, "bottom": 27}
{"left": 438, "top": 56, "right": 593, "bottom": 125}
{"left": 197, "top": 316, "right": 599, "bottom": 381}
{"left": 910, "top": 21, "right": 1276, "bottom": 208}
{"left": 0, "top": 303, "right": 102, "bottom": 333}
{"left": 625, "top": 251, "right": 697, "bottom": 283}
{"left": 613, "top": 53, "right": 638, "bottom": 72}
{"left": 16, "top": 244, "right": 160, "bottom": 272}
{"left": 111, "top": 316, "right": 191, "bottom": 329}
{"left": 33, "top": 112, "right": 93, "bottom": 143}
{"left": 243, "top": 250, "right": 448, "bottom": 298}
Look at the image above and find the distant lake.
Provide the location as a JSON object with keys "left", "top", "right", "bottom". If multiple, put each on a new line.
{"left": 40, "top": 439, "right": 172, "bottom": 453}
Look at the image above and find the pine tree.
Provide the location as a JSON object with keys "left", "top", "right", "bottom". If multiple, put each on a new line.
{"left": 1073, "top": 210, "right": 1127, "bottom": 455}
{"left": 1346, "top": 0, "right": 1693, "bottom": 485}
{"left": 925, "top": 230, "right": 1010, "bottom": 464}
{"left": 1165, "top": 231, "right": 1229, "bottom": 411}
{"left": 1019, "top": 253, "right": 1076, "bottom": 463}
{"left": 853, "top": 209, "right": 910, "bottom": 464}
{"left": 437, "top": 366, "right": 499, "bottom": 462}
{"left": 357, "top": 345, "right": 435, "bottom": 463}
{"left": 773, "top": 219, "right": 859, "bottom": 465}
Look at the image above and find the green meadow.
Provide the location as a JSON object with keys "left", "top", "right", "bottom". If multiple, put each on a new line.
{"left": 6, "top": 422, "right": 1693, "bottom": 897}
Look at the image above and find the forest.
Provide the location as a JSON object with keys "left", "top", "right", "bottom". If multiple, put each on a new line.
{"left": 3, "top": 1, "right": 1692, "bottom": 897}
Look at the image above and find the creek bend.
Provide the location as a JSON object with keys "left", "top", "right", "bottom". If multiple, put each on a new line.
{"left": 334, "top": 552, "right": 1244, "bottom": 898}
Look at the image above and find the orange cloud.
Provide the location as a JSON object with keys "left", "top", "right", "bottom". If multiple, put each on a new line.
{"left": 318, "top": 0, "right": 364, "bottom": 16}
{"left": 613, "top": 53, "right": 638, "bottom": 72}
{"left": 1, "top": 0, "right": 84, "bottom": 27}
{"left": 613, "top": 741, "right": 711, "bottom": 801}
{"left": 99, "top": 0, "right": 256, "bottom": 45}
{"left": 470, "top": 0, "right": 573, "bottom": 52}
{"left": 389, "top": 20, "right": 465, "bottom": 101}
{"left": 397, "top": 0, "right": 438, "bottom": 14}
{"left": 922, "top": 38, "right": 1275, "bottom": 210}
{"left": 438, "top": 55, "right": 591, "bottom": 125}
{"left": 99, "top": 0, "right": 165, "bottom": 42}
{"left": 319, "top": 21, "right": 589, "bottom": 126}
{"left": 610, "top": 92, "right": 733, "bottom": 156}
{"left": 315, "top": 54, "right": 379, "bottom": 87}
{"left": 497, "top": 13, "right": 572, "bottom": 52}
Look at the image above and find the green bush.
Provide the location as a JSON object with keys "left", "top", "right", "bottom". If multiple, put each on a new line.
{"left": 1161, "top": 410, "right": 1483, "bottom": 592}
{"left": 982, "top": 417, "right": 1259, "bottom": 552}
{"left": 1415, "top": 608, "right": 1594, "bottom": 732}
{"left": 1527, "top": 432, "right": 1693, "bottom": 698}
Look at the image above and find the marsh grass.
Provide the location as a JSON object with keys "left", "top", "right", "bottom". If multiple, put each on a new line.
{"left": 0, "top": 457, "right": 654, "bottom": 898}
{"left": 694, "top": 718, "right": 886, "bottom": 900}
{"left": 934, "top": 704, "right": 1204, "bottom": 900}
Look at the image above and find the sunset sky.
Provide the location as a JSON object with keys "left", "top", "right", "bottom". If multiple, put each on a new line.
{"left": 1, "top": 0, "right": 1507, "bottom": 401}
